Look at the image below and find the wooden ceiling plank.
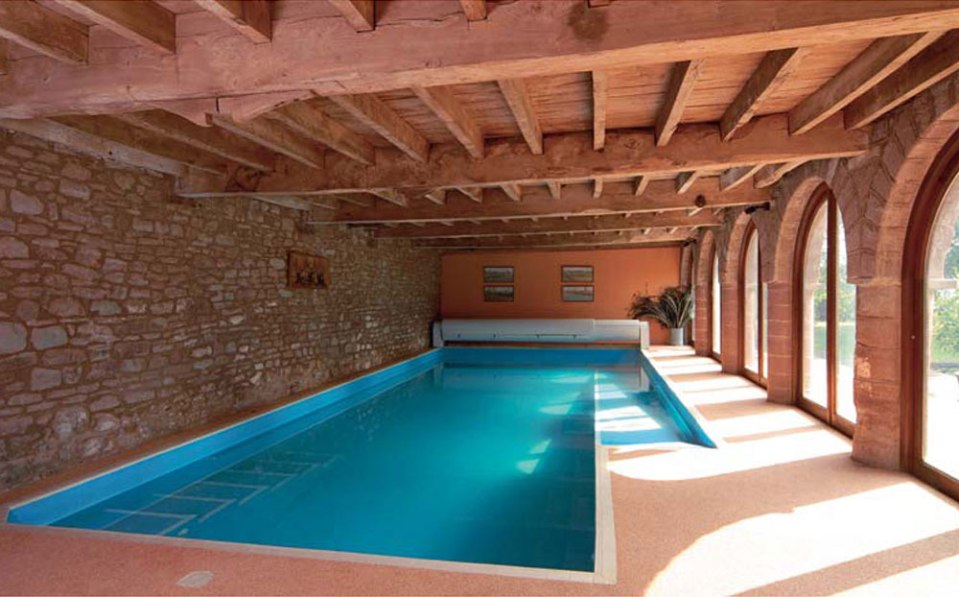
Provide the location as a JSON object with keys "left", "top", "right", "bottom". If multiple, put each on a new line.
{"left": 720, "top": 48, "right": 805, "bottom": 141}
{"left": 327, "top": 93, "right": 429, "bottom": 162}
{"left": 456, "top": 187, "right": 484, "bottom": 203}
{"left": 210, "top": 115, "right": 326, "bottom": 169}
{"left": 633, "top": 176, "right": 649, "bottom": 197}
{"left": 844, "top": 30, "right": 959, "bottom": 129}
{"left": 265, "top": 101, "right": 376, "bottom": 165}
{"left": 754, "top": 160, "right": 805, "bottom": 188}
{"left": 412, "top": 85, "right": 484, "bottom": 159}
{"left": 328, "top": 0, "right": 375, "bottom": 32}
{"left": 501, "top": 184, "right": 523, "bottom": 202}
{"left": 0, "top": 117, "right": 186, "bottom": 176}
{"left": 497, "top": 79, "right": 543, "bottom": 155}
{"left": 0, "top": 0, "right": 87, "bottom": 64}
{"left": 790, "top": 31, "right": 942, "bottom": 135}
{"left": 676, "top": 170, "right": 703, "bottom": 194}
{"left": 656, "top": 60, "right": 702, "bottom": 146}
{"left": 424, "top": 189, "right": 447, "bottom": 205}
{"left": 115, "top": 110, "right": 275, "bottom": 171}
{"left": 459, "top": 0, "right": 487, "bottom": 21}
{"left": 592, "top": 70, "right": 608, "bottom": 151}
{"left": 52, "top": 0, "right": 176, "bottom": 54}
{"left": 370, "top": 189, "right": 408, "bottom": 207}
{"left": 374, "top": 210, "right": 723, "bottom": 239}
{"left": 720, "top": 164, "right": 764, "bottom": 191}
{"left": 194, "top": 0, "right": 271, "bottom": 43}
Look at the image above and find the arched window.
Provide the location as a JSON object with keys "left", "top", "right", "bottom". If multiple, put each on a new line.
{"left": 904, "top": 128, "right": 959, "bottom": 501}
{"left": 742, "top": 225, "right": 766, "bottom": 384}
{"left": 711, "top": 251, "right": 721, "bottom": 358}
{"left": 797, "top": 185, "right": 857, "bottom": 435}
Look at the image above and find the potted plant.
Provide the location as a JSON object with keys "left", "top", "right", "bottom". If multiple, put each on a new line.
{"left": 628, "top": 286, "right": 693, "bottom": 346}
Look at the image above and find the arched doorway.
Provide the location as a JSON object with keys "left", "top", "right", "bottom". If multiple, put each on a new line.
{"left": 741, "top": 223, "right": 766, "bottom": 385}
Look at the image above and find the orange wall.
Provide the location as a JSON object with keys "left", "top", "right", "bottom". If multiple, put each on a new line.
{"left": 440, "top": 246, "right": 682, "bottom": 344}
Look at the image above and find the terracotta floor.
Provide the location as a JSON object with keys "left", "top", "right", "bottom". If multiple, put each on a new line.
{"left": 2, "top": 346, "right": 959, "bottom": 596}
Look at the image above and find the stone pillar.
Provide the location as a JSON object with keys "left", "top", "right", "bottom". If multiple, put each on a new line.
{"left": 765, "top": 280, "right": 795, "bottom": 404}
{"left": 720, "top": 281, "right": 740, "bottom": 373}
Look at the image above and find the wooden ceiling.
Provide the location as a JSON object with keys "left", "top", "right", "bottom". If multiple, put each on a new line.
{"left": 1, "top": 1, "right": 959, "bottom": 251}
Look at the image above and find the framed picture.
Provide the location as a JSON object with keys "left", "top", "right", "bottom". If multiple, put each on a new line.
{"left": 287, "top": 250, "right": 330, "bottom": 290}
{"left": 484, "top": 266, "right": 514, "bottom": 284}
{"left": 561, "top": 265, "right": 594, "bottom": 283}
{"left": 562, "top": 285, "right": 594, "bottom": 302}
{"left": 484, "top": 285, "right": 514, "bottom": 302}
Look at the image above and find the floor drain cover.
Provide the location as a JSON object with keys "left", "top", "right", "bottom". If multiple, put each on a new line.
{"left": 176, "top": 570, "right": 214, "bottom": 588}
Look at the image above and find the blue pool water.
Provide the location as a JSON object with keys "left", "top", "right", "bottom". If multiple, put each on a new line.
{"left": 9, "top": 348, "right": 711, "bottom": 572}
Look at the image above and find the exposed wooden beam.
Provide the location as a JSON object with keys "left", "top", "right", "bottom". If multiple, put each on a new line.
{"left": 789, "top": 32, "right": 942, "bottom": 134}
{"left": 0, "top": 0, "right": 87, "bottom": 64}
{"left": 328, "top": 0, "right": 375, "bottom": 32}
{"left": 412, "top": 86, "right": 484, "bottom": 159}
{"left": 0, "top": 40, "right": 6, "bottom": 75}
{"left": 0, "top": 118, "right": 186, "bottom": 176}
{"left": 633, "top": 176, "right": 649, "bottom": 197}
{"left": 459, "top": 0, "right": 487, "bottom": 21}
{"left": 327, "top": 94, "right": 430, "bottom": 162}
{"left": 52, "top": 0, "right": 176, "bottom": 54}
{"left": 194, "top": 0, "right": 271, "bottom": 43}
{"left": 592, "top": 70, "right": 608, "bottom": 151}
{"left": 250, "top": 194, "right": 320, "bottom": 211}
{"left": 114, "top": 110, "right": 275, "bottom": 171}
{"left": 53, "top": 115, "right": 229, "bottom": 175}
{"left": 415, "top": 228, "right": 693, "bottom": 250}
{"left": 218, "top": 91, "right": 312, "bottom": 122}
{"left": 593, "top": 179, "right": 604, "bottom": 199}
{"left": 424, "top": 189, "right": 447, "bottom": 205}
{"left": 656, "top": 60, "right": 702, "bottom": 146}
{"left": 336, "top": 194, "right": 377, "bottom": 208}
{"left": 456, "top": 187, "right": 483, "bottom": 203}
{"left": 720, "top": 48, "right": 805, "bottom": 141}
{"left": 754, "top": 161, "right": 805, "bottom": 188}
{"left": 374, "top": 210, "right": 723, "bottom": 239}
{"left": 497, "top": 79, "right": 543, "bottom": 155}
{"left": 501, "top": 184, "right": 523, "bottom": 202}
{"left": 719, "top": 164, "right": 764, "bottom": 191}
{"left": 676, "top": 170, "right": 703, "bottom": 194}
{"left": 544, "top": 181, "right": 561, "bottom": 200}
{"left": 210, "top": 115, "right": 326, "bottom": 169}
{"left": 3, "top": 2, "right": 959, "bottom": 117}
{"left": 316, "top": 179, "right": 768, "bottom": 225}
{"left": 370, "top": 189, "right": 408, "bottom": 207}
{"left": 844, "top": 30, "right": 959, "bottom": 130}
{"left": 181, "top": 115, "right": 866, "bottom": 198}
{"left": 265, "top": 100, "right": 376, "bottom": 165}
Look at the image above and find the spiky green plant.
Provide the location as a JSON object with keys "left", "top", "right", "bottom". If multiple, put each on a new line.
{"left": 628, "top": 286, "right": 693, "bottom": 329}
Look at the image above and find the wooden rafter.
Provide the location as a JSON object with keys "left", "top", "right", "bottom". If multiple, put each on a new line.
{"left": 424, "top": 189, "right": 447, "bottom": 205}
{"left": 265, "top": 100, "right": 376, "bottom": 165}
{"left": 0, "top": 0, "right": 87, "bottom": 64}
{"left": 328, "top": 0, "right": 375, "bottom": 32}
{"left": 369, "top": 189, "right": 408, "bottom": 207}
{"left": 547, "top": 181, "right": 561, "bottom": 200}
{"left": 497, "top": 79, "right": 543, "bottom": 155}
{"left": 676, "top": 171, "right": 703, "bottom": 194}
{"left": 720, "top": 48, "right": 805, "bottom": 141}
{"left": 413, "top": 86, "right": 484, "bottom": 159}
{"left": 52, "top": 0, "right": 176, "bottom": 54}
{"left": 327, "top": 94, "right": 430, "bottom": 162}
{"left": 194, "top": 0, "right": 271, "bottom": 43}
{"left": 413, "top": 228, "right": 693, "bottom": 250}
{"left": 593, "top": 179, "right": 604, "bottom": 199}
{"left": 210, "top": 115, "right": 326, "bottom": 169}
{"left": 754, "top": 161, "right": 805, "bottom": 188}
{"left": 633, "top": 176, "right": 649, "bottom": 197}
{"left": 218, "top": 91, "right": 312, "bottom": 122}
{"left": 456, "top": 187, "right": 483, "bottom": 203}
{"left": 656, "top": 60, "right": 702, "bottom": 146}
{"left": 459, "top": 0, "right": 487, "bottom": 21}
{"left": 789, "top": 31, "right": 942, "bottom": 134}
{"left": 844, "top": 30, "right": 959, "bottom": 129}
{"left": 501, "top": 184, "right": 523, "bottom": 202}
{"left": 592, "top": 70, "right": 608, "bottom": 151}
{"left": 719, "top": 164, "right": 764, "bottom": 191}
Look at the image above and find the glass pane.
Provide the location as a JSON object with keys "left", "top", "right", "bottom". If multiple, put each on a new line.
{"left": 802, "top": 204, "right": 829, "bottom": 407}
{"left": 712, "top": 254, "right": 721, "bottom": 355}
{"left": 836, "top": 213, "right": 857, "bottom": 422}
{"left": 743, "top": 232, "right": 759, "bottom": 373}
{"left": 924, "top": 173, "right": 959, "bottom": 480}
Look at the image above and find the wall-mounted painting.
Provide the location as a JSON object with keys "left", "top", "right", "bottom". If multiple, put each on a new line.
{"left": 484, "top": 266, "right": 515, "bottom": 284}
{"left": 561, "top": 265, "right": 594, "bottom": 283}
{"left": 484, "top": 285, "right": 514, "bottom": 302}
{"left": 287, "top": 250, "right": 329, "bottom": 290}
{"left": 562, "top": 285, "right": 594, "bottom": 302}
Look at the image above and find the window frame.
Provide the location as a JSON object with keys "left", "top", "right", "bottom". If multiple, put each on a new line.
{"left": 710, "top": 249, "right": 722, "bottom": 360}
{"left": 740, "top": 222, "right": 766, "bottom": 386}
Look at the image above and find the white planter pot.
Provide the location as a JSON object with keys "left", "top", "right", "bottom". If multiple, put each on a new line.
{"left": 668, "top": 328, "right": 685, "bottom": 346}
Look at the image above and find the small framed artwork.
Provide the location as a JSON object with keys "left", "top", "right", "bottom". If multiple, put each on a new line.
{"left": 287, "top": 250, "right": 330, "bottom": 290}
{"left": 484, "top": 285, "right": 515, "bottom": 302}
{"left": 561, "top": 265, "right": 594, "bottom": 283}
{"left": 562, "top": 285, "right": 594, "bottom": 302}
{"left": 484, "top": 266, "right": 515, "bottom": 284}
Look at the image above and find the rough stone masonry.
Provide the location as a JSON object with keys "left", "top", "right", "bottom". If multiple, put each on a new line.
{"left": 0, "top": 130, "right": 439, "bottom": 491}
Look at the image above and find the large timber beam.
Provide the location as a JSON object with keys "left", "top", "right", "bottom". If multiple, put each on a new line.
{"left": 372, "top": 210, "right": 723, "bottom": 239}
{"left": 194, "top": 0, "right": 271, "bottom": 43}
{"left": 0, "top": 0, "right": 87, "bottom": 64}
{"left": 498, "top": 79, "right": 543, "bottom": 155}
{"left": 178, "top": 114, "right": 867, "bottom": 198}
{"left": 308, "top": 179, "right": 768, "bottom": 224}
{"left": 720, "top": 48, "right": 805, "bottom": 141}
{"left": 327, "top": 94, "right": 430, "bottom": 162}
{"left": 656, "top": 60, "right": 702, "bottom": 146}
{"left": 413, "top": 228, "right": 695, "bottom": 250}
{"left": 264, "top": 100, "right": 376, "bottom": 165}
{"left": 413, "top": 86, "right": 484, "bottom": 159}
{"left": 52, "top": 0, "right": 176, "bottom": 54}
{"left": 2, "top": 1, "right": 959, "bottom": 116}
{"left": 210, "top": 115, "right": 326, "bottom": 169}
{"left": 328, "top": 0, "right": 375, "bottom": 32}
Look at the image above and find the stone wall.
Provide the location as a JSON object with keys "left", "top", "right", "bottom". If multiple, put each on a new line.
{"left": 0, "top": 131, "right": 439, "bottom": 492}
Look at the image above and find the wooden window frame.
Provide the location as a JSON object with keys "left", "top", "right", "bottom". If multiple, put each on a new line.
{"left": 740, "top": 222, "right": 767, "bottom": 387}
{"left": 901, "top": 127, "right": 959, "bottom": 502}
{"left": 793, "top": 184, "right": 855, "bottom": 437}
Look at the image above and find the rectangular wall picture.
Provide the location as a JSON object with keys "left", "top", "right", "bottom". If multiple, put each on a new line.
{"left": 484, "top": 285, "right": 515, "bottom": 302}
{"left": 484, "top": 266, "right": 515, "bottom": 284}
{"left": 287, "top": 250, "right": 330, "bottom": 289}
{"left": 562, "top": 285, "right": 594, "bottom": 302}
{"left": 561, "top": 265, "right": 594, "bottom": 283}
